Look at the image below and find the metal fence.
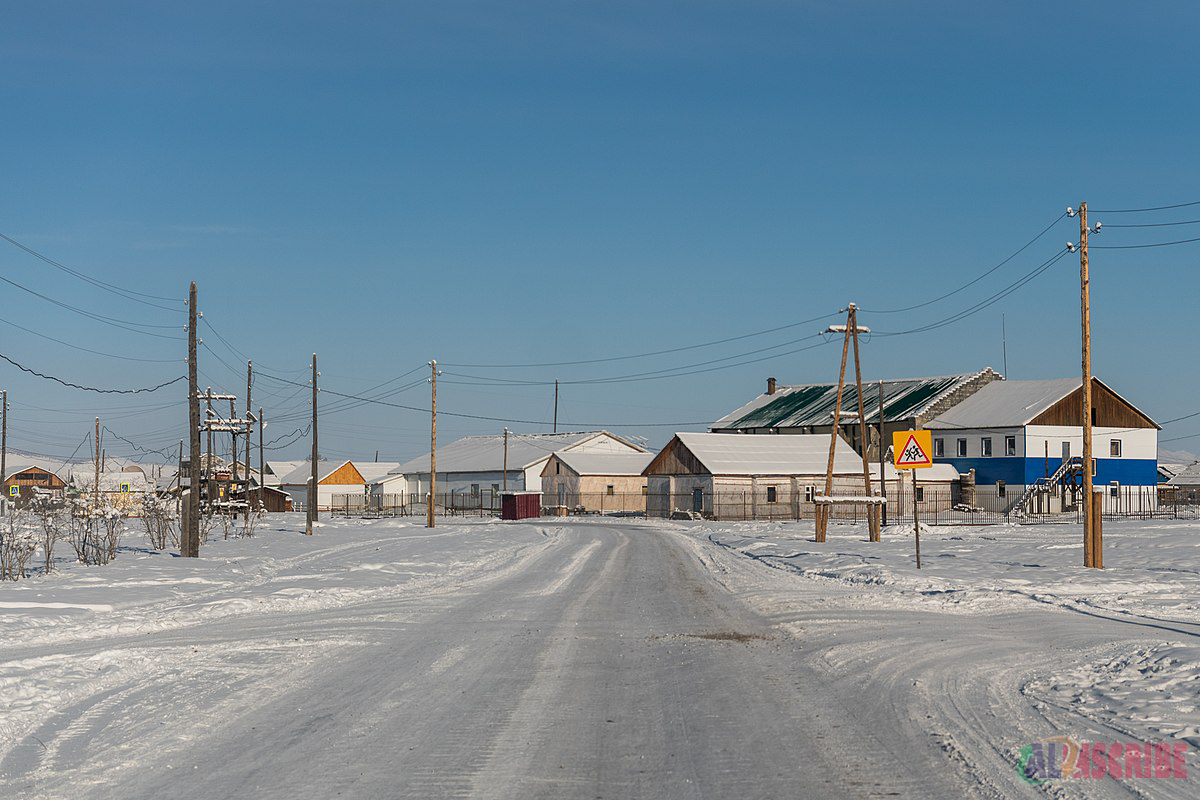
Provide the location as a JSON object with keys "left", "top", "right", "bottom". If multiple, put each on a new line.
{"left": 330, "top": 491, "right": 502, "bottom": 518}
{"left": 327, "top": 485, "right": 1186, "bottom": 525}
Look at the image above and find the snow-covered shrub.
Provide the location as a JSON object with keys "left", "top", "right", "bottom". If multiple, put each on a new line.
{"left": 0, "top": 511, "right": 37, "bottom": 580}
{"left": 141, "top": 494, "right": 177, "bottom": 551}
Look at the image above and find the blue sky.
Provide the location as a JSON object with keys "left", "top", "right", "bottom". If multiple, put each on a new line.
{"left": 1, "top": 1, "right": 1198, "bottom": 465}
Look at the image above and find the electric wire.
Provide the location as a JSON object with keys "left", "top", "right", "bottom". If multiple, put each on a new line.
{"left": 0, "top": 314, "right": 180, "bottom": 363}
{"left": 0, "top": 231, "right": 184, "bottom": 308}
{"left": 1090, "top": 236, "right": 1200, "bottom": 250}
{"left": 859, "top": 212, "right": 1067, "bottom": 314}
{"left": 1091, "top": 200, "right": 1200, "bottom": 213}
{"left": 0, "top": 350, "right": 186, "bottom": 394}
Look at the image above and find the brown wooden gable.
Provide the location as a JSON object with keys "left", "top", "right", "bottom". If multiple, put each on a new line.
{"left": 1030, "top": 379, "right": 1158, "bottom": 429}
{"left": 642, "top": 436, "right": 711, "bottom": 476}
{"left": 5, "top": 467, "right": 67, "bottom": 489}
{"left": 319, "top": 461, "right": 367, "bottom": 485}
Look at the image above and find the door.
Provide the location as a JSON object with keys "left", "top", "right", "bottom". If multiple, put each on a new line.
{"left": 557, "top": 484, "right": 566, "bottom": 507}
{"left": 692, "top": 487, "right": 704, "bottom": 513}
{"left": 1062, "top": 442, "right": 1071, "bottom": 462}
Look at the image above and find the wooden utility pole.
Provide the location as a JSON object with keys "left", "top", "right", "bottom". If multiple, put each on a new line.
{"left": 177, "top": 439, "right": 184, "bottom": 515}
{"left": 427, "top": 360, "right": 438, "bottom": 528}
{"left": 184, "top": 281, "right": 200, "bottom": 557}
{"left": 258, "top": 407, "right": 265, "bottom": 512}
{"left": 307, "top": 353, "right": 318, "bottom": 535}
{"left": 502, "top": 428, "right": 509, "bottom": 492}
{"left": 553, "top": 380, "right": 559, "bottom": 433}
{"left": 205, "top": 388, "right": 214, "bottom": 512}
{"left": 229, "top": 399, "right": 238, "bottom": 487}
{"left": 245, "top": 360, "right": 253, "bottom": 524}
{"left": 1078, "top": 202, "right": 1099, "bottom": 568}
{"left": 1, "top": 390, "right": 7, "bottom": 515}
{"left": 94, "top": 416, "right": 101, "bottom": 511}
{"left": 848, "top": 305, "right": 879, "bottom": 542}
{"left": 878, "top": 380, "right": 886, "bottom": 526}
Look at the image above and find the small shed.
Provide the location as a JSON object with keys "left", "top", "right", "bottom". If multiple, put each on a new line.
{"left": 501, "top": 492, "right": 541, "bottom": 520}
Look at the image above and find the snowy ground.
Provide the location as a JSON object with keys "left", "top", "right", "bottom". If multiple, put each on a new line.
{"left": 0, "top": 513, "right": 1196, "bottom": 797}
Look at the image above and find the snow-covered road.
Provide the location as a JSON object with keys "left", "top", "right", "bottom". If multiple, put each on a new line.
{"left": 1, "top": 515, "right": 1197, "bottom": 798}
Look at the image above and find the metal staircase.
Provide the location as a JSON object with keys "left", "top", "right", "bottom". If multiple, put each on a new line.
{"left": 1010, "top": 457, "right": 1083, "bottom": 517}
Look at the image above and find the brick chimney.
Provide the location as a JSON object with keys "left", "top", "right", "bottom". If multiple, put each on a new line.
{"left": 767, "top": 377, "right": 777, "bottom": 395}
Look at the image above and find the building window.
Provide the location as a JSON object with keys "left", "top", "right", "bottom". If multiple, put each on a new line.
{"left": 804, "top": 485, "right": 815, "bottom": 502}
{"left": 1005, "top": 436, "right": 1016, "bottom": 457}
{"left": 606, "top": 485, "right": 614, "bottom": 496}
{"left": 1110, "top": 439, "right": 1121, "bottom": 457}
{"left": 470, "top": 484, "right": 479, "bottom": 496}
{"left": 1110, "top": 480, "right": 1119, "bottom": 498}
{"left": 556, "top": 462, "right": 561, "bottom": 474}
{"left": 915, "top": 487, "right": 924, "bottom": 502}
{"left": 997, "top": 480, "right": 1006, "bottom": 498}
{"left": 491, "top": 484, "right": 499, "bottom": 493}
{"left": 957, "top": 439, "right": 967, "bottom": 457}
{"left": 934, "top": 438, "right": 944, "bottom": 458}
{"left": 766, "top": 486, "right": 777, "bottom": 503}
{"left": 641, "top": 485, "right": 648, "bottom": 496}
{"left": 981, "top": 437, "right": 993, "bottom": 457}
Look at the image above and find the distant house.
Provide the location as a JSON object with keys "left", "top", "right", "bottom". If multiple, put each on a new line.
{"left": 278, "top": 460, "right": 367, "bottom": 511}
{"left": 3, "top": 465, "right": 67, "bottom": 505}
{"left": 1165, "top": 463, "right": 1200, "bottom": 504}
{"left": 264, "top": 460, "right": 306, "bottom": 488}
{"left": 75, "top": 468, "right": 157, "bottom": 514}
{"left": 868, "top": 463, "right": 961, "bottom": 516}
{"left": 642, "top": 432, "right": 867, "bottom": 520}
{"left": 541, "top": 451, "right": 655, "bottom": 513}
{"left": 711, "top": 369, "right": 1002, "bottom": 459}
{"left": 394, "top": 431, "right": 648, "bottom": 504}
{"left": 927, "top": 377, "right": 1159, "bottom": 513}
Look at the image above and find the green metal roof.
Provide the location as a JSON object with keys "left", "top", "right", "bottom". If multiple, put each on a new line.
{"left": 712, "top": 372, "right": 989, "bottom": 430}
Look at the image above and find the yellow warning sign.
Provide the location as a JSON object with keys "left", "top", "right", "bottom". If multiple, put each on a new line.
{"left": 892, "top": 430, "right": 933, "bottom": 469}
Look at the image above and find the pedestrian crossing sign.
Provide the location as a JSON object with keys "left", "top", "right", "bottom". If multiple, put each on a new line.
{"left": 120, "top": 482, "right": 131, "bottom": 494}
{"left": 892, "top": 430, "right": 933, "bottom": 469}
{"left": 8, "top": 485, "right": 17, "bottom": 497}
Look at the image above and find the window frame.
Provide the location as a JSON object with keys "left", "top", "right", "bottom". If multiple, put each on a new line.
{"left": 957, "top": 438, "right": 967, "bottom": 457}
{"left": 934, "top": 438, "right": 945, "bottom": 458}
{"left": 766, "top": 486, "right": 778, "bottom": 503}
{"left": 1005, "top": 435, "right": 1017, "bottom": 457}
{"left": 1110, "top": 439, "right": 1122, "bottom": 457}
{"left": 981, "top": 437, "right": 993, "bottom": 457}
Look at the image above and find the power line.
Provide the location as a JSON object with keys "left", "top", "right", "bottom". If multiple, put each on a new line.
{"left": 0, "top": 314, "right": 179, "bottom": 363}
{"left": 0, "top": 231, "right": 184, "bottom": 308}
{"left": 1091, "top": 200, "right": 1200, "bottom": 213}
{"left": 442, "top": 311, "right": 840, "bottom": 369}
{"left": 102, "top": 425, "right": 179, "bottom": 460}
{"left": 1103, "top": 218, "right": 1200, "bottom": 228}
{"left": 0, "top": 350, "right": 186, "bottom": 394}
{"left": 860, "top": 212, "right": 1068, "bottom": 314}
{"left": 0, "top": 272, "right": 184, "bottom": 338}
{"left": 1090, "top": 236, "right": 1200, "bottom": 250}
{"left": 873, "top": 248, "right": 1071, "bottom": 338}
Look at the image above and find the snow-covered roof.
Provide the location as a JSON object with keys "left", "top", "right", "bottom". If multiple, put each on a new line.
{"left": 76, "top": 471, "right": 157, "bottom": 492}
{"left": 868, "top": 463, "right": 962, "bottom": 482}
{"left": 266, "top": 460, "right": 305, "bottom": 478}
{"left": 548, "top": 451, "right": 655, "bottom": 477}
{"left": 396, "top": 431, "right": 646, "bottom": 475}
{"left": 352, "top": 462, "right": 403, "bottom": 483}
{"left": 928, "top": 379, "right": 1081, "bottom": 428}
{"left": 1166, "top": 463, "right": 1200, "bottom": 486}
{"left": 278, "top": 460, "right": 359, "bottom": 486}
{"left": 712, "top": 369, "right": 1000, "bottom": 430}
{"left": 657, "top": 432, "right": 864, "bottom": 476}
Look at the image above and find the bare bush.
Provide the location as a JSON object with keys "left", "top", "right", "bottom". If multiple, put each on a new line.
{"left": 0, "top": 512, "right": 37, "bottom": 580}
{"left": 67, "top": 501, "right": 123, "bottom": 566}
{"left": 34, "top": 500, "right": 64, "bottom": 575}
{"left": 141, "top": 495, "right": 177, "bottom": 551}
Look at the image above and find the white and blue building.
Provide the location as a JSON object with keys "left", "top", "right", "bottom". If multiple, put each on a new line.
{"left": 927, "top": 377, "right": 1159, "bottom": 513}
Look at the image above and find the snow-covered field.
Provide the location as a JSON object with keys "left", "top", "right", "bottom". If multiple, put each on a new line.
{"left": 679, "top": 516, "right": 1200, "bottom": 790}
{"left": 1, "top": 512, "right": 1197, "bottom": 797}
